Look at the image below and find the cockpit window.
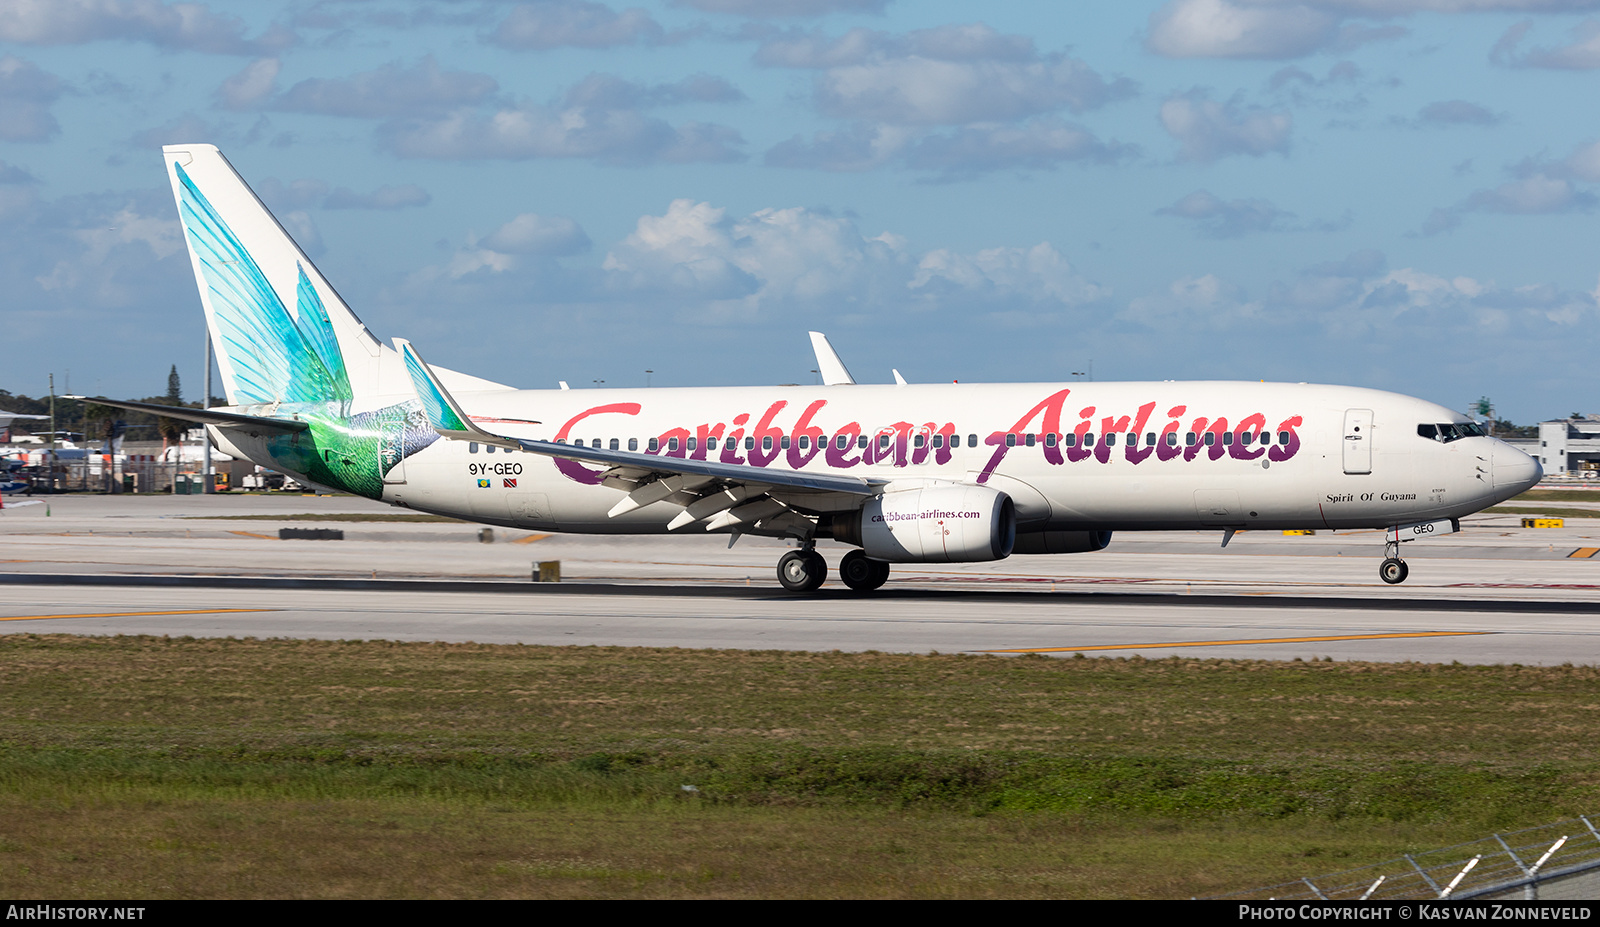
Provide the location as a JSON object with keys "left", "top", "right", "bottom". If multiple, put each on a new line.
{"left": 1418, "top": 422, "right": 1485, "bottom": 443}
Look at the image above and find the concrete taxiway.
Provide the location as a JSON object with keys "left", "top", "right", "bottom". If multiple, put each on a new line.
{"left": 3, "top": 493, "right": 1598, "bottom": 664}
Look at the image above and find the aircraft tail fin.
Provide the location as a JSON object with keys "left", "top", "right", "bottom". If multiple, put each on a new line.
{"left": 162, "top": 144, "right": 386, "bottom": 410}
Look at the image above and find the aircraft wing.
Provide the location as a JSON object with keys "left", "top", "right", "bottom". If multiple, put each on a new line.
{"left": 506, "top": 435, "right": 880, "bottom": 496}
{"left": 61, "top": 397, "right": 310, "bottom": 436}
{"left": 396, "top": 338, "right": 883, "bottom": 536}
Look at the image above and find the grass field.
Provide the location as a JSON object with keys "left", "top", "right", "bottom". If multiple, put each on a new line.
{"left": 2, "top": 635, "right": 1597, "bottom": 898}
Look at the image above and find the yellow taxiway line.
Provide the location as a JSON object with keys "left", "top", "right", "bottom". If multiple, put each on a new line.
{"left": 0, "top": 608, "right": 277, "bottom": 623}
{"left": 980, "top": 630, "right": 1492, "bottom": 654}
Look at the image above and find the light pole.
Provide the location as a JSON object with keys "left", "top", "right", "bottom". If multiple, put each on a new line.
{"left": 202, "top": 330, "right": 212, "bottom": 493}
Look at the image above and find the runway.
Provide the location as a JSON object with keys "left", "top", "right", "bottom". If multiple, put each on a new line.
{"left": 3, "top": 492, "right": 1599, "bottom": 664}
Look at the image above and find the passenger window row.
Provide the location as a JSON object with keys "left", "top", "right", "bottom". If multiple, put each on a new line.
{"left": 469, "top": 429, "right": 1291, "bottom": 456}
{"left": 1001, "top": 431, "right": 1290, "bottom": 448}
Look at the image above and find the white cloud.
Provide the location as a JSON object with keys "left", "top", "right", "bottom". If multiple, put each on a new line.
{"left": 1122, "top": 273, "right": 1265, "bottom": 330}
{"left": 1118, "top": 250, "right": 1600, "bottom": 346}
{"left": 560, "top": 73, "right": 745, "bottom": 109}
{"left": 256, "top": 177, "right": 430, "bottom": 212}
{"left": 764, "top": 123, "right": 915, "bottom": 172}
{"left": 1555, "top": 139, "right": 1600, "bottom": 181}
{"left": 324, "top": 185, "right": 430, "bottom": 210}
{"left": 902, "top": 119, "right": 1136, "bottom": 177}
{"left": 1155, "top": 190, "right": 1296, "bottom": 237}
{"left": 126, "top": 113, "right": 231, "bottom": 150}
{"left": 752, "top": 26, "right": 890, "bottom": 68}
{"left": 767, "top": 118, "right": 1133, "bottom": 177}
{"left": 481, "top": 213, "right": 591, "bottom": 256}
{"left": 909, "top": 243, "right": 1108, "bottom": 307}
{"left": 272, "top": 57, "right": 498, "bottom": 119}
{"left": 1421, "top": 174, "right": 1596, "bottom": 234}
{"left": 255, "top": 177, "right": 330, "bottom": 211}
{"left": 1159, "top": 90, "right": 1292, "bottom": 161}
{"left": 0, "top": 0, "right": 293, "bottom": 56}
{"left": 399, "top": 198, "right": 1106, "bottom": 331}
{"left": 674, "top": 0, "right": 889, "bottom": 16}
{"left": 1494, "top": 17, "right": 1600, "bottom": 68}
{"left": 487, "top": 1, "right": 668, "bottom": 50}
{"left": 1147, "top": 0, "right": 1338, "bottom": 59}
{"left": 218, "top": 58, "right": 281, "bottom": 111}
{"left": 0, "top": 56, "right": 65, "bottom": 143}
{"left": 1395, "top": 99, "right": 1504, "bottom": 128}
{"left": 753, "top": 22, "right": 1134, "bottom": 177}
{"left": 593, "top": 200, "right": 1108, "bottom": 325}
{"left": 816, "top": 55, "right": 1134, "bottom": 125}
{"left": 380, "top": 105, "right": 745, "bottom": 165}
{"left": 277, "top": 209, "right": 324, "bottom": 258}
{"left": 1148, "top": 0, "right": 1600, "bottom": 61}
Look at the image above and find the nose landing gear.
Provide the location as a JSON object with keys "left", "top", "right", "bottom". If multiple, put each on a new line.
{"left": 1379, "top": 533, "right": 1409, "bottom": 585}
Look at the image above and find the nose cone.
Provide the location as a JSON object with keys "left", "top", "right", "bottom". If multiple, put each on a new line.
{"left": 1492, "top": 441, "right": 1542, "bottom": 495}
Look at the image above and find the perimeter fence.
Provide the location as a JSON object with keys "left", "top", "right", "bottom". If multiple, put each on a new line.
{"left": 1213, "top": 816, "right": 1600, "bottom": 901}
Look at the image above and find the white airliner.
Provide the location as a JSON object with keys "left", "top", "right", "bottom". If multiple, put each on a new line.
{"left": 82, "top": 144, "right": 1544, "bottom": 591}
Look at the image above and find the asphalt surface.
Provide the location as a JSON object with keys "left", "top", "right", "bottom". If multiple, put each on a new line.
{"left": 3, "top": 492, "right": 1598, "bottom": 663}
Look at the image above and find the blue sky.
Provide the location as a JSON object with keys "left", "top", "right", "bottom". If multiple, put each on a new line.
{"left": 4, "top": 0, "right": 1600, "bottom": 423}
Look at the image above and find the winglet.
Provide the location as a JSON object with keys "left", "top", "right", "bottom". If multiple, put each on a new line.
{"left": 808, "top": 332, "right": 855, "bottom": 386}
{"left": 395, "top": 338, "right": 518, "bottom": 449}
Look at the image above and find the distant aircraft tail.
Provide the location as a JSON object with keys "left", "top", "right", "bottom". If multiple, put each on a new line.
{"left": 162, "top": 143, "right": 386, "bottom": 411}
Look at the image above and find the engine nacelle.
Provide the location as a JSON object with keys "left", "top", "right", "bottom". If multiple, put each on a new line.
{"left": 833, "top": 485, "right": 1015, "bottom": 563}
{"left": 1011, "top": 530, "right": 1113, "bottom": 555}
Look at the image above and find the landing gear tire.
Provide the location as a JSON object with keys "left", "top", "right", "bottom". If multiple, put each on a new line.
{"left": 1379, "top": 558, "right": 1409, "bottom": 585}
{"left": 777, "top": 549, "right": 827, "bottom": 593}
{"left": 839, "top": 549, "right": 890, "bottom": 592}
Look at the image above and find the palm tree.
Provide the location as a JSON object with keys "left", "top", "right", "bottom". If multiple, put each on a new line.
{"left": 158, "top": 366, "right": 184, "bottom": 490}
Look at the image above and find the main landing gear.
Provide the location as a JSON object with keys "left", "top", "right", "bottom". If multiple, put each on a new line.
{"left": 838, "top": 548, "right": 890, "bottom": 592}
{"left": 775, "top": 547, "right": 891, "bottom": 593}
{"left": 777, "top": 548, "right": 827, "bottom": 592}
{"left": 1379, "top": 533, "right": 1409, "bottom": 585}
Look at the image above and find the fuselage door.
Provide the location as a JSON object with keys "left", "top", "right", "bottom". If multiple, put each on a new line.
{"left": 1342, "top": 408, "right": 1373, "bottom": 475}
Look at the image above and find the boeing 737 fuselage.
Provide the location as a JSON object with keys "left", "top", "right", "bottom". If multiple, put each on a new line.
{"left": 79, "top": 145, "right": 1543, "bottom": 591}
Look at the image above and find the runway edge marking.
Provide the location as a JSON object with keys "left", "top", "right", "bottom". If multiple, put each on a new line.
{"left": 977, "top": 630, "right": 1494, "bottom": 654}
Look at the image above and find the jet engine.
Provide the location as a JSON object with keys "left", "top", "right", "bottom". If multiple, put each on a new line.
{"left": 831, "top": 484, "right": 1015, "bottom": 562}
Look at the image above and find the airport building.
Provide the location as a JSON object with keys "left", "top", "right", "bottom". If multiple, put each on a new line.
{"left": 1537, "top": 415, "right": 1600, "bottom": 475}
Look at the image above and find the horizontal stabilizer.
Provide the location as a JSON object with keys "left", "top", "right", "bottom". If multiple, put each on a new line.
{"left": 61, "top": 396, "right": 308, "bottom": 435}
{"left": 395, "top": 338, "right": 519, "bottom": 450}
